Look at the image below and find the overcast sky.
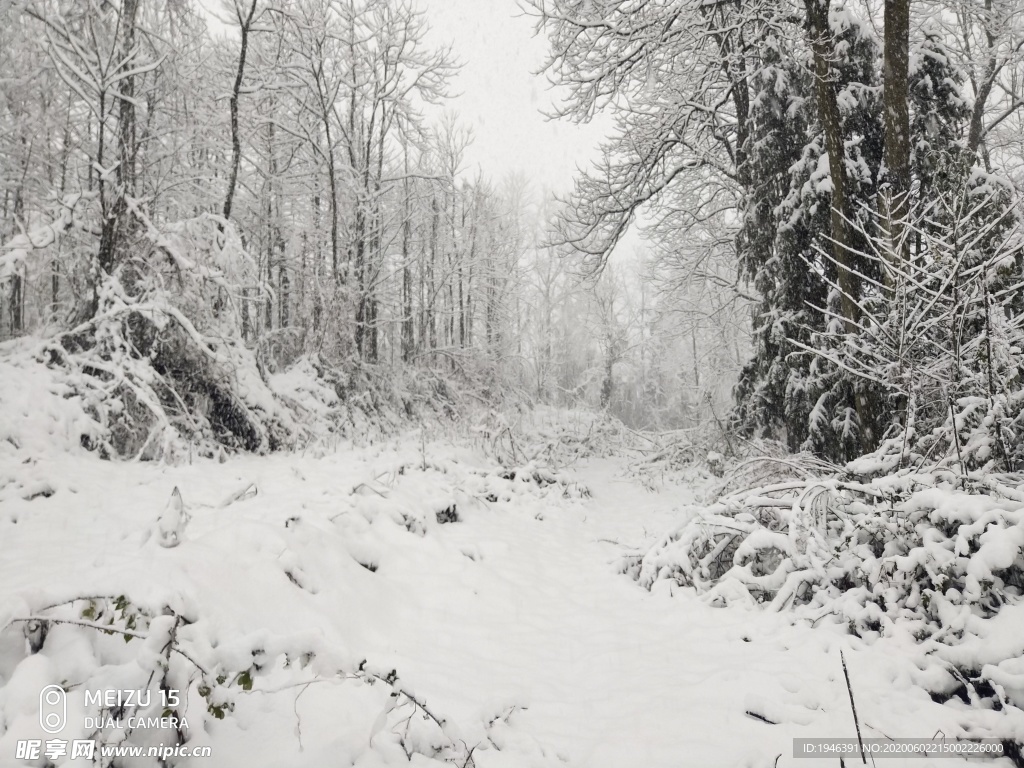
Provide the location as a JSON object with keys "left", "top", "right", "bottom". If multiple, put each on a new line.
{"left": 418, "top": 0, "right": 610, "bottom": 199}
{"left": 200, "top": 0, "right": 614, "bottom": 227}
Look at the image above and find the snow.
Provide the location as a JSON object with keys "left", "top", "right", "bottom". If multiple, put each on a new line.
{"left": 1, "top": 380, "right": 1021, "bottom": 765}
{"left": 0, "top": 341, "right": 105, "bottom": 460}
{"left": 0, "top": 195, "right": 83, "bottom": 283}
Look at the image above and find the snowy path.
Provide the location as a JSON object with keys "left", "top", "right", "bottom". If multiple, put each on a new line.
{"left": 370, "top": 458, "right": 982, "bottom": 768}
{"left": 0, "top": 445, "right": 1010, "bottom": 767}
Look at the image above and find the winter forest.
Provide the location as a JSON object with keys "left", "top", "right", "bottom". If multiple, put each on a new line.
{"left": 2, "top": 0, "right": 1024, "bottom": 763}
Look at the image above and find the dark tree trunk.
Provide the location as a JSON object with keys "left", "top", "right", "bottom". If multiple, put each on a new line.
{"left": 804, "top": 0, "right": 876, "bottom": 452}
{"left": 804, "top": 0, "right": 856, "bottom": 317}
{"left": 278, "top": 240, "right": 289, "bottom": 329}
{"left": 312, "top": 192, "right": 323, "bottom": 335}
{"left": 96, "top": 0, "right": 139, "bottom": 297}
{"left": 882, "top": 0, "right": 911, "bottom": 265}
{"left": 401, "top": 170, "right": 414, "bottom": 362}
{"left": 967, "top": 0, "right": 1000, "bottom": 159}
{"left": 365, "top": 208, "right": 379, "bottom": 363}
{"left": 9, "top": 276, "right": 23, "bottom": 335}
{"left": 316, "top": 102, "right": 339, "bottom": 280}
{"left": 427, "top": 194, "right": 439, "bottom": 350}
{"left": 353, "top": 201, "right": 367, "bottom": 359}
{"left": 223, "top": 0, "right": 258, "bottom": 222}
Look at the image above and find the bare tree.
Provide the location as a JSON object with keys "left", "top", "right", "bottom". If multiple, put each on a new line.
{"left": 222, "top": 0, "right": 261, "bottom": 222}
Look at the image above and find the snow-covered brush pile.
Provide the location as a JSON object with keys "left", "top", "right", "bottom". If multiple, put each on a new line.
{"left": 370, "top": 437, "right": 593, "bottom": 509}
{"left": 625, "top": 466, "right": 1024, "bottom": 747}
{"left": 474, "top": 407, "right": 649, "bottom": 472}
{"left": 627, "top": 411, "right": 758, "bottom": 476}
{"left": 1, "top": 198, "right": 472, "bottom": 462}
{"left": 1, "top": 197, "right": 304, "bottom": 461}
{"left": 489, "top": 407, "right": 787, "bottom": 492}
{"left": 700, "top": 448, "right": 841, "bottom": 501}
{"left": 478, "top": 408, "right": 774, "bottom": 495}
{"left": 468, "top": 462, "right": 591, "bottom": 504}
{"left": 267, "top": 356, "right": 438, "bottom": 451}
{"left": 0, "top": 342, "right": 108, "bottom": 459}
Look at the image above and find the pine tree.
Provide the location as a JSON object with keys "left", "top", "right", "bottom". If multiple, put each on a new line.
{"left": 734, "top": 31, "right": 823, "bottom": 451}
{"left": 735, "top": 12, "right": 886, "bottom": 461}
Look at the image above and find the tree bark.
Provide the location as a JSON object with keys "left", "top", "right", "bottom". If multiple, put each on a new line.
{"left": 222, "top": 0, "right": 258, "bottom": 222}
{"left": 401, "top": 150, "right": 414, "bottom": 362}
{"left": 96, "top": 0, "right": 138, "bottom": 282}
{"left": 804, "top": 0, "right": 857, "bottom": 326}
{"left": 804, "top": 0, "right": 877, "bottom": 452}
{"left": 882, "top": 0, "right": 911, "bottom": 266}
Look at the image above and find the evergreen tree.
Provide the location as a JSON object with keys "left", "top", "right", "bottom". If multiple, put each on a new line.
{"left": 735, "top": 11, "right": 885, "bottom": 460}
{"left": 734, "top": 31, "right": 823, "bottom": 451}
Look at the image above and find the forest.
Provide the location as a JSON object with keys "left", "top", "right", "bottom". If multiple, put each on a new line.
{"left": 0, "top": 0, "right": 743, "bottom": 457}
{"left": 2, "top": 0, "right": 1024, "bottom": 764}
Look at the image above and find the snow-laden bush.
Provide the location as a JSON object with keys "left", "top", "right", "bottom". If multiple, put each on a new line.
{"left": 0, "top": 339, "right": 107, "bottom": 458}
{"left": 0, "top": 595, "right": 479, "bottom": 766}
{"left": 628, "top": 183, "right": 1024, "bottom": 753}
{"left": 0, "top": 195, "right": 306, "bottom": 460}
{"left": 630, "top": 471, "right": 1023, "bottom": 612}
{"left": 796, "top": 187, "right": 1024, "bottom": 467}
{"left": 466, "top": 407, "right": 612, "bottom": 469}
{"left": 1, "top": 197, "right": 477, "bottom": 461}
{"left": 626, "top": 459, "right": 1024, "bottom": 746}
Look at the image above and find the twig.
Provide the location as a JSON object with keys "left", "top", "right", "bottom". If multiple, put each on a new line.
{"left": 351, "top": 482, "right": 388, "bottom": 498}
{"left": 841, "top": 650, "right": 867, "bottom": 764}
{"left": 8, "top": 615, "right": 210, "bottom": 675}
{"left": 947, "top": 396, "right": 966, "bottom": 490}
{"left": 293, "top": 682, "right": 313, "bottom": 751}
{"left": 705, "top": 392, "right": 736, "bottom": 457}
{"left": 37, "top": 595, "right": 121, "bottom": 612}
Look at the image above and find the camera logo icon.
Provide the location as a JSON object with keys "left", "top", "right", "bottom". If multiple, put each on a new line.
{"left": 39, "top": 685, "right": 66, "bottom": 734}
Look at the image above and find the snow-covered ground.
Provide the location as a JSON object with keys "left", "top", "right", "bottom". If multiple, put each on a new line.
{"left": 2, "top": 427, "right": 1018, "bottom": 767}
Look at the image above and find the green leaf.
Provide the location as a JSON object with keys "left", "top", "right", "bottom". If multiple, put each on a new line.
{"left": 236, "top": 670, "right": 253, "bottom": 691}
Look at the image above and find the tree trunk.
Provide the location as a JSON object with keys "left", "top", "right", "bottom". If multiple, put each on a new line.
{"left": 353, "top": 201, "right": 368, "bottom": 359}
{"left": 427, "top": 194, "right": 439, "bottom": 350}
{"left": 223, "top": 0, "right": 259, "bottom": 222}
{"left": 401, "top": 163, "right": 414, "bottom": 362}
{"left": 966, "top": 0, "right": 1000, "bottom": 158}
{"left": 312, "top": 189, "right": 323, "bottom": 336}
{"left": 804, "top": 0, "right": 876, "bottom": 452}
{"left": 804, "top": 0, "right": 856, "bottom": 319}
{"left": 9, "top": 276, "right": 23, "bottom": 335}
{"left": 278, "top": 239, "right": 289, "bottom": 329}
{"left": 96, "top": 0, "right": 139, "bottom": 295}
{"left": 53, "top": 98, "right": 72, "bottom": 319}
{"left": 882, "top": 0, "right": 911, "bottom": 266}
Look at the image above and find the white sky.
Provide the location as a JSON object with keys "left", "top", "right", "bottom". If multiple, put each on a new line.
{"left": 200, "top": 0, "right": 616, "bottom": 230}
{"left": 418, "top": 0, "right": 610, "bottom": 199}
